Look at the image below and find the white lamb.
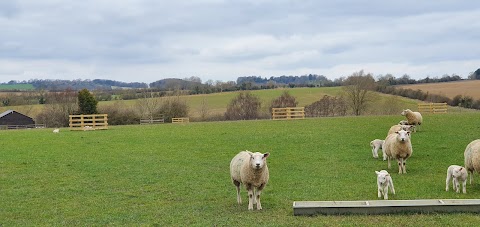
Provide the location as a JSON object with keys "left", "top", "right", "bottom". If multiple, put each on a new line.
{"left": 376, "top": 170, "right": 395, "bottom": 200}
{"left": 230, "top": 150, "right": 270, "bottom": 210}
{"left": 398, "top": 120, "right": 409, "bottom": 125}
{"left": 370, "top": 139, "right": 385, "bottom": 160}
{"left": 445, "top": 165, "right": 468, "bottom": 193}
{"left": 464, "top": 139, "right": 480, "bottom": 184}
{"left": 387, "top": 125, "right": 415, "bottom": 136}
{"left": 401, "top": 109, "right": 423, "bottom": 132}
{"left": 384, "top": 129, "right": 413, "bottom": 174}
{"left": 53, "top": 128, "right": 60, "bottom": 133}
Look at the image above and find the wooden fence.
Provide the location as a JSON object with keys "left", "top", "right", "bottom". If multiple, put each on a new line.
{"left": 172, "top": 117, "right": 189, "bottom": 123}
{"left": 69, "top": 114, "right": 108, "bottom": 130}
{"left": 272, "top": 107, "right": 305, "bottom": 120}
{"left": 0, "top": 124, "right": 45, "bottom": 130}
{"left": 417, "top": 103, "right": 448, "bottom": 114}
{"left": 140, "top": 115, "right": 164, "bottom": 124}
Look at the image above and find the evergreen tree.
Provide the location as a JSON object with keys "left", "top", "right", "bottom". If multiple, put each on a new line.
{"left": 78, "top": 88, "right": 98, "bottom": 114}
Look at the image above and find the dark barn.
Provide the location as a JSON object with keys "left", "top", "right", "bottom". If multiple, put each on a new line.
{"left": 0, "top": 110, "right": 36, "bottom": 129}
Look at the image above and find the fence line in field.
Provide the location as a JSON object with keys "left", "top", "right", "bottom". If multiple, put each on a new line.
{"left": 69, "top": 114, "right": 108, "bottom": 130}
{"left": 417, "top": 103, "right": 448, "bottom": 114}
{"left": 272, "top": 107, "right": 305, "bottom": 120}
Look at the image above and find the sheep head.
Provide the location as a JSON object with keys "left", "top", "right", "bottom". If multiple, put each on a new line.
{"left": 375, "top": 171, "right": 389, "bottom": 185}
{"left": 249, "top": 152, "right": 269, "bottom": 170}
{"left": 395, "top": 129, "right": 410, "bottom": 142}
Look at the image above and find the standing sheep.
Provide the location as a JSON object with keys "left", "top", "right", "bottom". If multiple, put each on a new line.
{"left": 230, "top": 150, "right": 270, "bottom": 210}
{"left": 464, "top": 139, "right": 480, "bottom": 184}
{"left": 370, "top": 139, "right": 385, "bottom": 160}
{"left": 384, "top": 129, "right": 413, "bottom": 174}
{"left": 445, "top": 165, "right": 468, "bottom": 193}
{"left": 387, "top": 125, "right": 415, "bottom": 136}
{"left": 53, "top": 128, "right": 60, "bottom": 133}
{"left": 375, "top": 170, "right": 395, "bottom": 200}
{"left": 401, "top": 109, "right": 423, "bottom": 132}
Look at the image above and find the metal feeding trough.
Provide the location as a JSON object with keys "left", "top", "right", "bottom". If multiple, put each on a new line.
{"left": 293, "top": 199, "right": 480, "bottom": 216}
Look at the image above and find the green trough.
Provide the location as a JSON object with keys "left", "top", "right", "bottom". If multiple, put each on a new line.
{"left": 293, "top": 199, "right": 480, "bottom": 216}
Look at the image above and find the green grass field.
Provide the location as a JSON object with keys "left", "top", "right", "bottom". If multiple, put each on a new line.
{"left": 1, "top": 112, "right": 480, "bottom": 225}
{"left": 0, "top": 84, "right": 35, "bottom": 91}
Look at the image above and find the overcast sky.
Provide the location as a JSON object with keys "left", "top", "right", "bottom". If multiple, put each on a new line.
{"left": 0, "top": 0, "right": 479, "bottom": 83}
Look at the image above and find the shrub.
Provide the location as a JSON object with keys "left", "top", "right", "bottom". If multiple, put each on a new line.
{"left": 78, "top": 89, "right": 98, "bottom": 114}
{"left": 225, "top": 92, "right": 261, "bottom": 120}
{"left": 270, "top": 91, "right": 298, "bottom": 113}
{"left": 305, "top": 95, "right": 347, "bottom": 117}
{"left": 98, "top": 102, "right": 140, "bottom": 125}
{"left": 158, "top": 96, "right": 189, "bottom": 123}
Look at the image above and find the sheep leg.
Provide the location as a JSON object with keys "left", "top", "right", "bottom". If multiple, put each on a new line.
{"left": 233, "top": 180, "right": 242, "bottom": 204}
{"left": 372, "top": 147, "right": 378, "bottom": 159}
{"left": 382, "top": 149, "right": 387, "bottom": 161}
{"left": 397, "top": 159, "right": 402, "bottom": 174}
{"left": 377, "top": 187, "right": 382, "bottom": 198}
{"left": 454, "top": 178, "right": 460, "bottom": 193}
{"left": 252, "top": 188, "right": 257, "bottom": 205}
{"left": 246, "top": 184, "right": 254, "bottom": 210}
{"left": 389, "top": 179, "right": 395, "bottom": 195}
{"left": 387, "top": 157, "right": 391, "bottom": 169}
{"left": 445, "top": 173, "right": 451, "bottom": 191}
{"left": 383, "top": 186, "right": 388, "bottom": 200}
{"left": 469, "top": 170, "right": 474, "bottom": 184}
{"left": 402, "top": 160, "right": 407, "bottom": 174}
{"left": 462, "top": 180, "right": 467, "bottom": 194}
{"left": 256, "top": 189, "right": 263, "bottom": 210}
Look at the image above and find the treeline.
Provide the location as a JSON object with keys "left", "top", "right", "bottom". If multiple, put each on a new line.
{"left": 1, "top": 79, "right": 148, "bottom": 91}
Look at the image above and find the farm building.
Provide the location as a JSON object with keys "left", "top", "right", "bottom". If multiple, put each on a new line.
{"left": 0, "top": 110, "right": 37, "bottom": 129}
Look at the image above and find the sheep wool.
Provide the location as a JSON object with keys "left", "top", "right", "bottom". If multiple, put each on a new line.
{"left": 370, "top": 139, "right": 385, "bottom": 160}
{"left": 384, "top": 129, "right": 413, "bottom": 174}
{"left": 401, "top": 109, "right": 423, "bottom": 131}
{"left": 464, "top": 139, "right": 480, "bottom": 184}
{"left": 230, "top": 151, "right": 270, "bottom": 210}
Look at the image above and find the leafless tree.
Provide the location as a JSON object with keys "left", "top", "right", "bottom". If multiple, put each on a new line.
{"left": 135, "top": 90, "right": 162, "bottom": 120}
{"left": 342, "top": 70, "right": 376, "bottom": 116}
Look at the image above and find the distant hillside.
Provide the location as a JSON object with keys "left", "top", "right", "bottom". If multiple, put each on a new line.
{"left": 397, "top": 80, "right": 480, "bottom": 99}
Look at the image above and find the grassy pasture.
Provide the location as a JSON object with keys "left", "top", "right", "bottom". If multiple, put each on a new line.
{"left": 1, "top": 112, "right": 480, "bottom": 225}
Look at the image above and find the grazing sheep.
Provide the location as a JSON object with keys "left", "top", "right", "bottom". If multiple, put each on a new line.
{"left": 370, "top": 139, "right": 385, "bottom": 160}
{"left": 387, "top": 124, "right": 415, "bottom": 136}
{"left": 446, "top": 165, "right": 468, "bottom": 193}
{"left": 375, "top": 170, "right": 395, "bottom": 200}
{"left": 398, "top": 120, "right": 409, "bottom": 125}
{"left": 53, "top": 128, "right": 60, "bottom": 133}
{"left": 230, "top": 151, "right": 270, "bottom": 210}
{"left": 401, "top": 109, "right": 423, "bottom": 132}
{"left": 384, "top": 129, "right": 413, "bottom": 174}
{"left": 83, "top": 126, "right": 94, "bottom": 131}
{"left": 464, "top": 139, "right": 480, "bottom": 184}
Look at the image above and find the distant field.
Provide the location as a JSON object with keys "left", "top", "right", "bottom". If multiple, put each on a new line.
{"left": 0, "top": 87, "right": 474, "bottom": 120}
{"left": 0, "top": 84, "right": 35, "bottom": 90}
{"left": 397, "top": 80, "right": 480, "bottom": 100}
{"left": 2, "top": 113, "right": 480, "bottom": 225}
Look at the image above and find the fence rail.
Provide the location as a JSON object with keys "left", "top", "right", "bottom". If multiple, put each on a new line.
{"left": 272, "top": 107, "right": 305, "bottom": 120}
{"left": 172, "top": 117, "right": 189, "bottom": 123}
{"left": 140, "top": 119, "right": 165, "bottom": 124}
{"left": 417, "top": 103, "right": 448, "bottom": 114}
{"left": 0, "top": 124, "right": 45, "bottom": 130}
{"left": 69, "top": 114, "right": 108, "bottom": 130}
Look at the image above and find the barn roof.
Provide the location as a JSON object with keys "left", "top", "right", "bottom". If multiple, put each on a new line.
{"left": 0, "top": 110, "right": 33, "bottom": 119}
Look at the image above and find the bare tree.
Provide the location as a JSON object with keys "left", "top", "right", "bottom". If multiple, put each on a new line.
{"left": 135, "top": 90, "right": 162, "bottom": 120}
{"left": 199, "top": 97, "right": 209, "bottom": 121}
{"left": 36, "top": 88, "right": 78, "bottom": 127}
{"left": 343, "top": 70, "right": 376, "bottom": 116}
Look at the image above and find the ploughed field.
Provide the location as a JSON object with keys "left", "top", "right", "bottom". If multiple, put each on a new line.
{"left": 1, "top": 112, "right": 480, "bottom": 225}
{"left": 397, "top": 80, "right": 480, "bottom": 100}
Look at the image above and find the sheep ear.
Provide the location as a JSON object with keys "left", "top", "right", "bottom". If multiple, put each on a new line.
{"left": 375, "top": 171, "right": 380, "bottom": 175}
{"left": 460, "top": 167, "right": 463, "bottom": 171}
{"left": 263, "top": 153, "right": 270, "bottom": 158}
{"left": 395, "top": 131, "right": 399, "bottom": 134}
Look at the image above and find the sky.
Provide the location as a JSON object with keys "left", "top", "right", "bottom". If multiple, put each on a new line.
{"left": 0, "top": 0, "right": 479, "bottom": 84}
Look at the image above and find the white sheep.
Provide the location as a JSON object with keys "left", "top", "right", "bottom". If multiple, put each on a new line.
{"left": 384, "top": 129, "right": 413, "bottom": 174}
{"left": 375, "top": 170, "right": 395, "bottom": 200}
{"left": 83, "top": 126, "right": 94, "bottom": 131}
{"left": 53, "top": 128, "right": 60, "bottom": 133}
{"left": 446, "top": 165, "right": 468, "bottom": 193}
{"left": 370, "top": 139, "right": 385, "bottom": 160}
{"left": 401, "top": 109, "right": 423, "bottom": 132}
{"left": 230, "top": 150, "right": 270, "bottom": 210}
{"left": 387, "top": 124, "right": 415, "bottom": 136}
{"left": 464, "top": 139, "right": 480, "bottom": 184}
{"left": 398, "top": 120, "right": 409, "bottom": 125}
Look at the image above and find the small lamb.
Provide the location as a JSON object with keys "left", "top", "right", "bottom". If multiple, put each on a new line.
{"left": 53, "top": 128, "right": 60, "bottom": 133}
{"left": 376, "top": 170, "right": 395, "bottom": 200}
{"left": 370, "top": 139, "right": 385, "bottom": 160}
{"left": 446, "top": 165, "right": 468, "bottom": 193}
